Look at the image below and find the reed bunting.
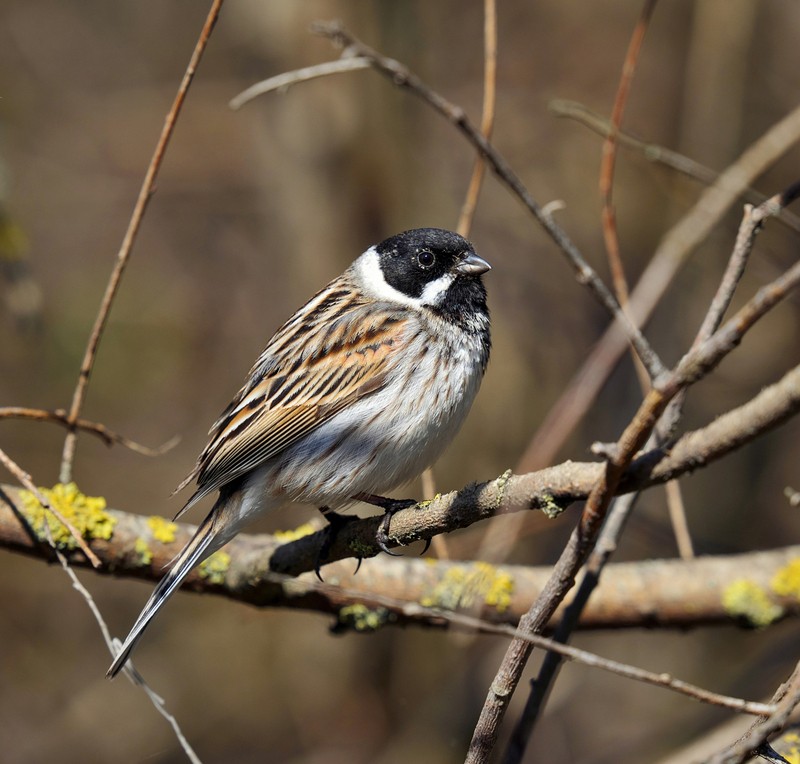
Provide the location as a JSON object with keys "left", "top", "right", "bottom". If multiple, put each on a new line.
{"left": 108, "top": 227, "right": 491, "bottom": 677}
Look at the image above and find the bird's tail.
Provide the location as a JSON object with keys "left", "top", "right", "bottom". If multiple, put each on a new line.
{"left": 107, "top": 505, "right": 224, "bottom": 679}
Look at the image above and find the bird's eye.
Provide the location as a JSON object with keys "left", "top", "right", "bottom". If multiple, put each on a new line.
{"left": 416, "top": 250, "right": 435, "bottom": 269}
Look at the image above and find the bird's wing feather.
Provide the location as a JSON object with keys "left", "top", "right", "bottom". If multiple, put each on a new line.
{"left": 174, "top": 284, "right": 409, "bottom": 517}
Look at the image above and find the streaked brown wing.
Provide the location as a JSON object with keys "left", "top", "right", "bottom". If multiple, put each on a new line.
{"left": 175, "top": 296, "right": 408, "bottom": 515}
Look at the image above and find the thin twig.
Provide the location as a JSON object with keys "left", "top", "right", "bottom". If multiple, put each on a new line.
{"left": 311, "top": 19, "right": 666, "bottom": 382}
{"left": 58, "top": 0, "right": 225, "bottom": 484}
{"left": 43, "top": 511, "right": 201, "bottom": 763}
{"left": 467, "top": 185, "right": 800, "bottom": 764}
{"left": 0, "top": 407, "right": 177, "bottom": 456}
{"left": 229, "top": 57, "right": 371, "bottom": 110}
{"left": 517, "top": 100, "right": 800, "bottom": 474}
{"left": 504, "top": 10, "right": 667, "bottom": 755}
{"left": 427, "top": 0, "right": 498, "bottom": 563}
{"left": 0, "top": 446, "right": 101, "bottom": 567}
{"left": 456, "top": 0, "right": 497, "bottom": 235}
{"left": 707, "top": 661, "right": 800, "bottom": 764}
{"left": 599, "top": 0, "right": 657, "bottom": 311}
{"left": 302, "top": 573, "right": 776, "bottom": 719}
{"left": 549, "top": 99, "right": 800, "bottom": 236}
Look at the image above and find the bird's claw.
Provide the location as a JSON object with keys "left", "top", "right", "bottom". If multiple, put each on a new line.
{"left": 315, "top": 510, "right": 360, "bottom": 581}
{"left": 374, "top": 498, "right": 417, "bottom": 556}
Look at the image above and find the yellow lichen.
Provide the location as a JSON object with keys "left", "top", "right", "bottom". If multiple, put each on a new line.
{"left": 771, "top": 559, "right": 800, "bottom": 600}
{"left": 147, "top": 515, "right": 178, "bottom": 544}
{"left": 18, "top": 482, "right": 115, "bottom": 550}
{"left": 722, "top": 580, "right": 784, "bottom": 628}
{"left": 197, "top": 550, "right": 230, "bottom": 584}
{"left": 273, "top": 522, "right": 316, "bottom": 543}
{"left": 134, "top": 538, "right": 153, "bottom": 566}
{"left": 337, "top": 604, "right": 392, "bottom": 632}
{"left": 539, "top": 493, "right": 564, "bottom": 520}
{"left": 771, "top": 731, "right": 800, "bottom": 764}
{"left": 422, "top": 562, "right": 514, "bottom": 613}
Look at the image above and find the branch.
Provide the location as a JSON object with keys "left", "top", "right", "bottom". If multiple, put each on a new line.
{"left": 229, "top": 57, "right": 371, "bottom": 110}
{"left": 549, "top": 99, "right": 800, "bottom": 236}
{"left": 518, "top": 99, "right": 800, "bottom": 473}
{"left": 0, "top": 407, "right": 177, "bottom": 457}
{"left": 3, "top": 361, "right": 799, "bottom": 586}
{"left": 468, "top": 222, "right": 800, "bottom": 761}
{"left": 310, "top": 20, "right": 666, "bottom": 382}
{"left": 58, "top": 0, "right": 223, "bottom": 484}
{"left": 4, "top": 486, "right": 800, "bottom": 633}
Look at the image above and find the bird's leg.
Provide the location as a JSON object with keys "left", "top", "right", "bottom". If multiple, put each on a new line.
{"left": 352, "top": 493, "right": 429, "bottom": 556}
{"left": 315, "top": 506, "right": 361, "bottom": 581}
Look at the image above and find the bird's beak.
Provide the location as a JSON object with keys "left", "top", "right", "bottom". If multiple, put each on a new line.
{"left": 456, "top": 251, "right": 491, "bottom": 275}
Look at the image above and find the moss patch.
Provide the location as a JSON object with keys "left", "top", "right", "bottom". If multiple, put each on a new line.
{"left": 147, "top": 515, "right": 178, "bottom": 544}
{"left": 18, "top": 482, "right": 115, "bottom": 550}
{"left": 336, "top": 604, "right": 393, "bottom": 632}
{"left": 197, "top": 550, "right": 230, "bottom": 585}
{"left": 273, "top": 523, "right": 316, "bottom": 543}
{"left": 771, "top": 559, "right": 800, "bottom": 600}
{"left": 421, "top": 561, "right": 514, "bottom": 613}
{"left": 722, "top": 580, "right": 784, "bottom": 628}
{"left": 134, "top": 538, "right": 153, "bottom": 566}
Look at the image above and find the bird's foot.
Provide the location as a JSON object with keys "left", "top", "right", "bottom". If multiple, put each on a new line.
{"left": 315, "top": 509, "right": 361, "bottom": 581}
{"left": 353, "top": 493, "right": 421, "bottom": 556}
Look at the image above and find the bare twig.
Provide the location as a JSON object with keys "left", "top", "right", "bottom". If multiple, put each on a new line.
{"left": 47, "top": 539, "right": 202, "bottom": 763}
{"left": 517, "top": 101, "right": 800, "bottom": 474}
{"left": 311, "top": 19, "right": 666, "bottom": 382}
{"left": 599, "top": 0, "right": 657, "bottom": 311}
{"left": 0, "top": 406, "right": 177, "bottom": 456}
{"left": 549, "top": 99, "right": 800, "bottom": 236}
{"left": 5, "top": 484, "right": 800, "bottom": 631}
{"left": 58, "top": 0, "right": 225, "bottom": 484}
{"left": 0, "top": 446, "right": 101, "bottom": 567}
{"left": 707, "top": 661, "right": 800, "bottom": 764}
{"left": 467, "top": 189, "right": 800, "bottom": 762}
{"left": 425, "top": 0, "right": 499, "bottom": 564}
{"left": 4, "top": 364, "right": 799, "bottom": 608}
{"left": 456, "top": 0, "right": 497, "bottom": 235}
{"left": 229, "top": 57, "right": 371, "bottom": 110}
{"left": 327, "top": 581, "right": 775, "bottom": 719}
{"left": 504, "top": 9, "right": 665, "bottom": 756}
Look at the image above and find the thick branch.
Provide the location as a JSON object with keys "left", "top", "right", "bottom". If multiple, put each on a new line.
{"left": 2, "top": 487, "right": 799, "bottom": 632}
{"left": 2, "top": 361, "right": 799, "bottom": 601}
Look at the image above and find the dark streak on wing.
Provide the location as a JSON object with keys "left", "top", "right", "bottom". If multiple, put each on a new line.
{"left": 173, "top": 276, "right": 410, "bottom": 516}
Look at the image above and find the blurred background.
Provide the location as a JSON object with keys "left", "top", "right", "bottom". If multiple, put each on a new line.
{"left": 1, "top": 1, "right": 799, "bottom": 762}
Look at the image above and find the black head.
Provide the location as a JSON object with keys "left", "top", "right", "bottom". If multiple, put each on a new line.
{"left": 371, "top": 228, "right": 490, "bottom": 329}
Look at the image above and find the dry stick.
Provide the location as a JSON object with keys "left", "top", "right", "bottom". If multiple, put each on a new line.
{"left": 52, "top": 2, "right": 224, "bottom": 761}
{"left": 5, "top": 364, "right": 799, "bottom": 602}
{"left": 0, "top": 446, "right": 101, "bottom": 567}
{"left": 0, "top": 407, "right": 176, "bottom": 457}
{"left": 456, "top": 0, "right": 497, "bottom": 235}
{"left": 517, "top": 99, "right": 800, "bottom": 475}
{"left": 506, "top": 8, "right": 668, "bottom": 756}
{"left": 45, "top": 530, "right": 202, "bottom": 764}
{"left": 707, "top": 660, "right": 800, "bottom": 764}
{"left": 228, "top": 57, "right": 371, "bottom": 110}
{"left": 423, "top": 0, "right": 498, "bottom": 562}
{"left": 58, "top": 0, "right": 225, "bottom": 484}
{"left": 549, "top": 99, "right": 800, "bottom": 236}
{"left": 467, "top": 196, "right": 800, "bottom": 763}
{"left": 600, "top": 0, "right": 657, "bottom": 311}
{"left": 290, "top": 572, "right": 774, "bottom": 718}
{"left": 312, "top": 20, "right": 666, "bottom": 383}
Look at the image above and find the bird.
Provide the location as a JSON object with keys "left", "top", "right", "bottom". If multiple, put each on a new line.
{"left": 107, "top": 227, "right": 491, "bottom": 678}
